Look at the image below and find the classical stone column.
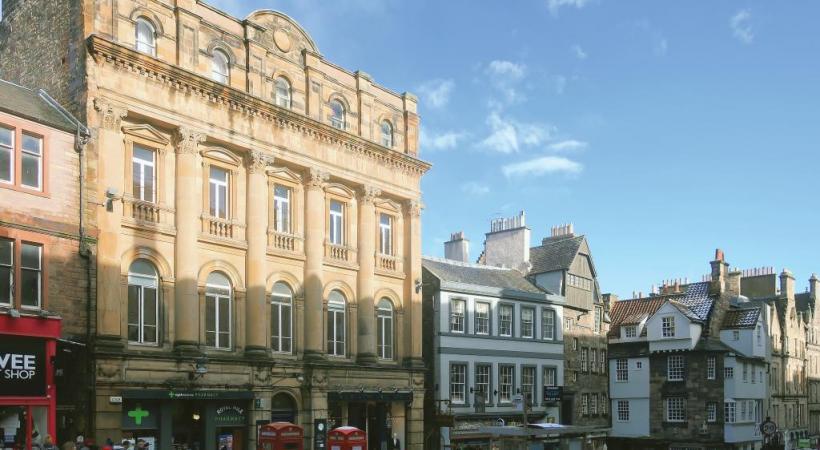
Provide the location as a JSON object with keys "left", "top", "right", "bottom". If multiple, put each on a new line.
{"left": 245, "top": 150, "right": 270, "bottom": 357}
{"left": 303, "top": 168, "right": 328, "bottom": 361}
{"left": 404, "top": 199, "right": 424, "bottom": 367}
{"left": 356, "top": 185, "right": 380, "bottom": 364}
{"left": 93, "top": 99, "right": 127, "bottom": 347}
{"left": 174, "top": 127, "right": 204, "bottom": 354}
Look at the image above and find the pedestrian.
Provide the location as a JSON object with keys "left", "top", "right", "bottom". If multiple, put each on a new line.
{"left": 391, "top": 433, "right": 401, "bottom": 450}
{"left": 102, "top": 438, "right": 114, "bottom": 450}
{"left": 61, "top": 440, "right": 77, "bottom": 450}
{"left": 121, "top": 440, "right": 132, "bottom": 450}
{"left": 43, "top": 435, "right": 58, "bottom": 450}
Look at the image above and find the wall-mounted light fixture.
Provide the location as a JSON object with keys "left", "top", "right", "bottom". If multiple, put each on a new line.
{"left": 188, "top": 357, "right": 209, "bottom": 381}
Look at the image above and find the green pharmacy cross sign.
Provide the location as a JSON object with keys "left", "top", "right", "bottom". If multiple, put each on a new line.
{"left": 128, "top": 406, "right": 150, "bottom": 425}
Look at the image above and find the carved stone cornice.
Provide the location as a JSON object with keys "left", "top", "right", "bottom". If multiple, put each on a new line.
{"left": 359, "top": 185, "right": 382, "bottom": 205}
{"left": 175, "top": 127, "right": 205, "bottom": 155}
{"left": 86, "top": 35, "right": 432, "bottom": 177}
{"left": 307, "top": 168, "right": 329, "bottom": 189}
{"left": 246, "top": 150, "right": 272, "bottom": 173}
{"left": 405, "top": 199, "right": 422, "bottom": 218}
{"left": 93, "top": 98, "right": 127, "bottom": 131}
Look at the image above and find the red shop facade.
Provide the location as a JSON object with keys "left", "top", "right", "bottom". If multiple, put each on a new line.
{"left": 0, "top": 312, "right": 60, "bottom": 450}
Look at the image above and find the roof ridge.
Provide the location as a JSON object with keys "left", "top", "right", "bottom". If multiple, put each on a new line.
{"left": 422, "top": 255, "right": 514, "bottom": 272}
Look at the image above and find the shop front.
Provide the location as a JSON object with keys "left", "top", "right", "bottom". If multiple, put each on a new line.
{"left": 121, "top": 389, "right": 253, "bottom": 450}
{"left": 327, "top": 391, "right": 411, "bottom": 450}
{"left": 0, "top": 313, "right": 60, "bottom": 450}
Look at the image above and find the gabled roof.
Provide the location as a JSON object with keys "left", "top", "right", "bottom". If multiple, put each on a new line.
{"left": 722, "top": 308, "right": 761, "bottom": 329}
{"left": 0, "top": 79, "right": 79, "bottom": 133}
{"left": 607, "top": 282, "right": 715, "bottom": 338}
{"left": 528, "top": 235, "right": 585, "bottom": 274}
{"left": 423, "top": 257, "right": 547, "bottom": 295}
{"left": 608, "top": 296, "right": 669, "bottom": 338}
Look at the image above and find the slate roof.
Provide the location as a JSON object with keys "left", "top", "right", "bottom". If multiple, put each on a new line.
{"left": 423, "top": 257, "right": 547, "bottom": 295}
{"left": 0, "top": 79, "right": 79, "bottom": 133}
{"left": 528, "top": 235, "right": 585, "bottom": 274}
{"left": 722, "top": 308, "right": 761, "bottom": 329}
{"left": 607, "top": 282, "right": 715, "bottom": 338}
{"left": 796, "top": 292, "right": 814, "bottom": 314}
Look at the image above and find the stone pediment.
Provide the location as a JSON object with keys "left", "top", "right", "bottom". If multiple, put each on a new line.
{"left": 246, "top": 10, "right": 320, "bottom": 59}
{"left": 122, "top": 124, "right": 170, "bottom": 145}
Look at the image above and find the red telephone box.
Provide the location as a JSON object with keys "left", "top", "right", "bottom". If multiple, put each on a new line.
{"left": 257, "top": 422, "right": 303, "bottom": 450}
{"left": 328, "top": 426, "right": 367, "bottom": 450}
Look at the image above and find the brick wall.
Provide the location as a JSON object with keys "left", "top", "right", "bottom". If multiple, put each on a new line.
{"left": 0, "top": 0, "right": 87, "bottom": 119}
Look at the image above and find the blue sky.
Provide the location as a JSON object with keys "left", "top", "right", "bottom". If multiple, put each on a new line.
{"left": 210, "top": 0, "right": 820, "bottom": 298}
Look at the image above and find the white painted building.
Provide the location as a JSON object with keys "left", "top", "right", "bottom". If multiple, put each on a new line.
{"left": 422, "top": 255, "right": 566, "bottom": 448}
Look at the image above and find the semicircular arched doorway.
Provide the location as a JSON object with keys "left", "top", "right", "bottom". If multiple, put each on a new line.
{"left": 270, "top": 392, "right": 298, "bottom": 424}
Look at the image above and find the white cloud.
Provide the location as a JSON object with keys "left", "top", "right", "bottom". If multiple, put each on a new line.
{"left": 416, "top": 79, "right": 455, "bottom": 109}
{"left": 419, "top": 129, "right": 469, "bottom": 152}
{"left": 548, "top": 140, "right": 588, "bottom": 152}
{"left": 730, "top": 9, "right": 754, "bottom": 44}
{"left": 548, "top": 0, "right": 591, "bottom": 16}
{"left": 502, "top": 156, "right": 583, "bottom": 178}
{"left": 478, "top": 112, "right": 554, "bottom": 154}
{"left": 572, "top": 45, "right": 588, "bottom": 60}
{"left": 460, "top": 182, "right": 491, "bottom": 195}
{"left": 487, "top": 60, "right": 526, "bottom": 80}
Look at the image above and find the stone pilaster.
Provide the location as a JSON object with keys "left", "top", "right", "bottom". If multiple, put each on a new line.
{"left": 93, "top": 98, "right": 127, "bottom": 348}
{"left": 174, "top": 127, "right": 205, "bottom": 354}
{"left": 404, "top": 199, "right": 424, "bottom": 367}
{"left": 303, "top": 168, "right": 329, "bottom": 361}
{"left": 246, "top": 150, "right": 271, "bottom": 357}
{"left": 356, "top": 185, "right": 380, "bottom": 364}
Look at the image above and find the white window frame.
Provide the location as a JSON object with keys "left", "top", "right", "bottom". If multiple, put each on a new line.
{"left": 594, "top": 306, "right": 602, "bottom": 334}
{"left": 521, "top": 307, "right": 534, "bottom": 339}
{"left": 475, "top": 364, "right": 490, "bottom": 404}
{"left": 380, "top": 120, "right": 393, "bottom": 147}
{"left": 662, "top": 316, "right": 675, "bottom": 337}
{"left": 127, "top": 260, "right": 159, "bottom": 345}
{"left": 725, "top": 367, "right": 734, "bottom": 379}
{"left": 580, "top": 348, "right": 588, "bottom": 372}
{"left": 581, "top": 394, "right": 589, "bottom": 416}
{"left": 667, "top": 355, "right": 685, "bottom": 381}
{"left": 209, "top": 166, "right": 229, "bottom": 219}
{"left": 449, "top": 298, "right": 465, "bottom": 333}
{"left": 499, "top": 304, "right": 513, "bottom": 337}
{"left": 271, "top": 282, "right": 293, "bottom": 354}
{"left": 499, "top": 365, "right": 514, "bottom": 404}
{"left": 707, "top": 356, "right": 716, "bottom": 380}
{"left": 20, "top": 133, "right": 42, "bottom": 190}
{"left": 135, "top": 17, "right": 157, "bottom": 56}
{"left": 543, "top": 366, "right": 557, "bottom": 387}
{"left": 132, "top": 145, "right": 156, "bottom": 203}
{"left": 329, "top": 200, "right": 344, "bottom": 245}
{"left": 475, "top": 302, "right": 490, "bottom": 335}
{"left": 327, "top": 290, "right": 346, "bottom": 357}
{"left": 617, "top": 400, "right": 629, "bottom": 422}
{"left": 542, "top": 308, "right": 555, "bottom": 340}
{"left": 205, "top": 273, "right": 232, "bottom": 350}
{"left": 379, "top": 213, "right": 393, "bottom": 255}
{"left": 522, "top": 366, "right": 535, "bottom": 405}
{"left": 624, "top": 325, "right": 637, "bottom": 338}
{"left": 211, "top": 50, "right": 230, "bottom": 84}
{"left": 273, "top": 184, "right": 291, "bottom": 233}
{"left": 707, "top": 402, "right": 717, "bottom": 422}
{"left": 450, "top": 364, "right": 466, "bottom": 404}
{"left": 665, "top": 397, "right": 686, "bottom": 422}
{"left": 725, "top": 401, "right": 736, "bottom": 423}
{"left": 616, "top": 359, "right": 628, "bottom": 382}
{"left": 0, "top": 125, "right": 13, "bottom": 185}
{"left": 330, "top": 100, "right": 345, "bottom": 129}
{"left": 274, "top": 77, "right": 292, "bottom": 109}
{"left": 377, "top": 298, "right": 393, "bottom": 360}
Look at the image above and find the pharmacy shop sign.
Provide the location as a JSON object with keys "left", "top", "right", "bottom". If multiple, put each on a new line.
{"left": 0, "top": 336, "right": 46, "bottom": 397}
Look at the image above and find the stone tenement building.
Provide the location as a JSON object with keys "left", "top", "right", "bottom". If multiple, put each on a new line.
{"left": 607, "top": 250, "right": 769, "bottom": 450}
{"left": 0, "top": 79, "right": 92, "bottom": 445}
{"left": 0, "top": 1, "right": 430, "bottom": 449}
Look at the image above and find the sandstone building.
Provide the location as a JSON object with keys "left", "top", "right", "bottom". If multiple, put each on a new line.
{"left": 0, "top": 1, "right": 430, "bottom": 449}
{"left": 0, "top": 79, "right": 92, "bottom": 445}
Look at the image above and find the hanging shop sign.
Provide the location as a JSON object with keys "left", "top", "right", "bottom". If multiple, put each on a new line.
{"left": 0, "top": 336, "right": 46, "bottom": 397}
{"left": 543, "top": 386, "right": 562, "bottom": 403}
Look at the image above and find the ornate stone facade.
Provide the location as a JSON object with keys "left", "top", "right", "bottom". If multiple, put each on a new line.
{"left": 0, "top": 1, "right": 429, "bottom": 449}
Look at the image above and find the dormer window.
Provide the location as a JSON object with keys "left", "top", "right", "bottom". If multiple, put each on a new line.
{"left": 135, "top": 18, "right": 156, "bottom": 56}
{"left": 211, "top": 50, "right": 230, "bottom": 84}
{"left": 662, "top": 316, "right": 675, "bottom": 337}
{"left": 624, "top": 325, "right": 637, "bottom": 338}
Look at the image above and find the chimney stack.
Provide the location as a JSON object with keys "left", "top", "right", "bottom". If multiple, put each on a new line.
{"left": 484, "top": 211, "right": 531, "bottom": 272}
{"left": 710, "top": 248, "right": 728, "bottom": 295}
{"left": 780, "top": 269, "right": 795, "bottom": 299}
{"left": 444, "top": 231, "right": 470, "bottom": 263}
{"left": 810, "top": 273, "right": 819, "bottom": 300}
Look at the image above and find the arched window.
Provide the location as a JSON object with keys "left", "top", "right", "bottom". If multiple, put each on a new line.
{"left": 377, "top": 298, "right": 394, "bottom": 360}
{"left": 271, "top": 281, "right": 293, "bottom": 353}
{"left": 274, "top": 77, "right": 292, "bottom": 109}
{"left": 330, "top": 99, "right": 345, "bottom": 130}
{"left": 205, "top": 271, "right": 232, "bottom": 349}
{"left": 271, "top": 392, "right": 298, "bottom": 423}
{"left": 127, "top": 259, "right": 159, "bottom": 344}
{"left": 135, "top": 17, "right": 156, "bottom": 56}
{"left": 380, "top": 120, "right": 393, "bottom": 148}
{"left": 327, "top": 290, "right": 346, "bottom": 356}
{"left": 211, "top": 50, "right": 230, "bottom": 84}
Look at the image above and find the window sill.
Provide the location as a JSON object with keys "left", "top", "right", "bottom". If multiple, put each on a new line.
{"left": 0, "top": 181, "right": 49, "bottom": 198}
